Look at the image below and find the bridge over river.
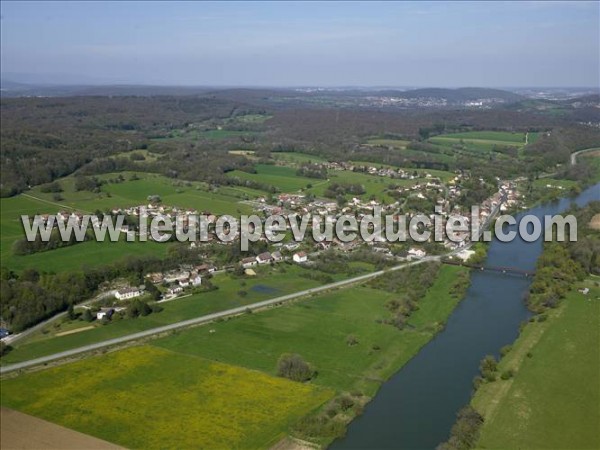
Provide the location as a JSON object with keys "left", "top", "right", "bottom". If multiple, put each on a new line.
{"left": 442, "top": 258, "right": 536, "bottom": 276}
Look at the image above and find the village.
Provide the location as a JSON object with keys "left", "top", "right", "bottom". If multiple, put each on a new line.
{"left": 26, "top": 165, "right": 520, "bottom": 310}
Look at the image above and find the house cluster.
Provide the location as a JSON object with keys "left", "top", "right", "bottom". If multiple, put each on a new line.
{"left": 240, "top": 251, "right": 284, "bottom": 268}
{"left": 33, "top": 210, "right": 86, "bottom": 225}
{"left": 146, "top": 264, "right": 214, "bottom": 297}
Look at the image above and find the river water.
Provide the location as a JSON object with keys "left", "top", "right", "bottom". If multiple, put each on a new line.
{"left": 332, "top": 183, "right": 599, "bottom": 450}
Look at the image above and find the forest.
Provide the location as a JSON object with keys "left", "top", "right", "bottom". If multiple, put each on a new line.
{"left": 2, "top": 91, "right": 600, "bottom": 197}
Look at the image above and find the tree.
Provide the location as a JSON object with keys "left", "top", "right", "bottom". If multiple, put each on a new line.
{"left": 277, "top": 353, "right": 315, "bottom": 382}
{"left": 0, "top": 341, "right": 11, "bottom": 357}
{"left": 67, "top": 303, "right": 77, "bottom": 320}
{"left": 346, "top": 334, "right": 359, "bottom": 346}
{"left": 144, "top": 280, "right": 161, "bottom": 301}
{"left": 82, "top": 309, "right": 94, "bottom": 322}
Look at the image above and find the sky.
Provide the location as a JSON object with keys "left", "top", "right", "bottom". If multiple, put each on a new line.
{"left": 1, "top": 1, "right": 598, "bottom": 87}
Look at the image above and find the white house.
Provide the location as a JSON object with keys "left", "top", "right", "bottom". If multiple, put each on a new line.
{"left": 168, "top": 286, "right": 183, "bottom": 296}
{"left": 241, "top": 256, "right": 258, "bottom": 268}
{"left": 407, "top": 248, "right": 426, "bottom": 259}
{"left": 191, "top": 274, "right": 202, "bottom": 287}
{"left": 256, "top": 252, "right": 273, "bottom": 265}
{"left": 96, "top": 308, "right": 115, "bottom": 320}
{"left": 293, "top": 251, "right": 308, "bottom": 263}
{"left": 115, "top": 287, "right": 142, "bottom": 301}
{"left": 179, "top": 278, "right": 190, "bottom": 288}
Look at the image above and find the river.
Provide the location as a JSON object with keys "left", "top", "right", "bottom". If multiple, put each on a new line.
{"left": 332, "top": 183, "right": 600, "bottom": 450}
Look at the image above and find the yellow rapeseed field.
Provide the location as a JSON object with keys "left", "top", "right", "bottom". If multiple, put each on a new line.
{"left": 1, "top": 346, "right": 333, "bottom": 449}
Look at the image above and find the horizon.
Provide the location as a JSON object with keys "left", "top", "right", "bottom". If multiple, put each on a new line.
{"left": 1, "top": 1, "right": 598, "bottom": 88}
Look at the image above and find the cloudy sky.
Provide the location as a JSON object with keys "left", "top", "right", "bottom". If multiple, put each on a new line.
{"left": 1, "top": 1, "right": 598, "bottom": 87}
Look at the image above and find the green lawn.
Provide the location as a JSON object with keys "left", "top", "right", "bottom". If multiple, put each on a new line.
{"left": 1, "top": 346, "right": 333, "bottom": 449}
{"left": 472, "top": 281, "right": 600, "bottom": 449}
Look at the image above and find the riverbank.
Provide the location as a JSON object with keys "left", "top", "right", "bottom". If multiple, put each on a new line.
{"left": 439, "top": 198, "right": 600, "bottom": 450}
{"left": 333, "top": 182, "right": 599, "bottom": 450}
{"left": 471, "top": 279, "right": 599, "bottom": 449}
{"left": 1, "top": 263, "right": 471, "bottom": 449}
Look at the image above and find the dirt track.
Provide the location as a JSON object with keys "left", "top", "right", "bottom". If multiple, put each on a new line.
{"left": 1, "top": 407, "right": 124, "bottom": 450}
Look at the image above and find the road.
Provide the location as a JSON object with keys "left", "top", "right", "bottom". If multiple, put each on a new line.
{"left": 1, "top": 189, "right": 506, "bottom": 374}
{"left": 0, "top": 257, "right": 435, "bottom": 374}
{"left": 570, "top": 147, "right": 598, "bottom": 166}
{"left": 2, "top": 290, "right": 116, "bottom": 346}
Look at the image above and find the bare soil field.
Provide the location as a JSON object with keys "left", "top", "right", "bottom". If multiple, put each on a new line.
{"left": 0, "top": 407, "right": 124, "bottom": 450}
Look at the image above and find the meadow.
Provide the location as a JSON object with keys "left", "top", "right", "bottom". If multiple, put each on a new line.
{"left": 1, "top": 263, "right": 368, "bottom": 364}
{"left": 227, "top": 164, "right": 318, "bottom": 192}
{"left": 427, "top": 131, "right": 537, "bottom": 160}
{"left": 432, "top": 131, "right": 530, "bottom": 143}
{"left": 0, "top": 346, "right": 333, "bottom": 449}
{"left": 0, "top": 171, "right": 253, "bottom": 271}
{"left": 472, "top": 281, "right": 600, "bottom": 449}
{"left": 365, "top": 138, "right": 411, "bottom": 149}
{"left": 271, "top": 151, "right": 327, "bottom": 164}
{"left": 153, "top": 265, "right": 467, "bottom": 396}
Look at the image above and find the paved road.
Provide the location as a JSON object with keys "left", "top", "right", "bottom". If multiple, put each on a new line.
{"left": 1, "top": 190, "right": 506, "bottom": 374}
{"left": 570, "top": 147, "right": 598, "bottom": 166}
{"left": 0, "top": 257, "right": 437, "bottom": 374}
{"left": 2, "top": 290, "right": 117, "bottom": 346}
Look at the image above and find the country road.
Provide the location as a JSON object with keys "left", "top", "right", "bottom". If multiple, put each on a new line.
{"left": 0, "top": 256, "right": 436, "bottom": 374}
{"left": 570, "top": 147, "right": 599, "bottom": 166}
{"left": 2, "top": 290, "right": 117, "bottom": 347}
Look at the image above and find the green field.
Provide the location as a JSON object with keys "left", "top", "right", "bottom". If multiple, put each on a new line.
{"left": 1, "top": 263, "right": 354, "bottom": 364}
{"left": 272, "top": 151, "right": 327, "bottom": 164}
{"left": 472, "top": 281, "right": 600, "bottom": 449}
{"left": 579, "top": 149, "right": 600, "bottom": 182}
{"left": 151, "top": 127, "right": 261, "bottom": 142}
{"left": 433, "top": 131, "right": 529, "bottom": 143}
{"left": 365, "top": 138, "right": 411, "bottom": 149}
{"left": 1, "top": 265, "right": 468, "bottom": 447}
{"left": 427, "top": 131, "right": 537, "bottom": 159}
{"left": 154, "top": 265, "right": 467, "bottom": 395}
{"left": 1, "top": 346, "right": 333, "bottom": 449}
{"left": 0, "top": 171, "right": 253, "bottom": 271}
{"left": 227, "top": 164, "right": 318, "bottom": 192}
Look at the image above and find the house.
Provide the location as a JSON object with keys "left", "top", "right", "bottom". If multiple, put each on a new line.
{"left": 179, "top": 278, "right": 190, "bottom": 288}
{"left": 146, "top": 272, "right": 164, "bottom": 284}
{"left": 256, "top": 252, "right": 273, "bottom": 265}
{"left": 407, "top": 248, "right": 426, "bottom": 259}
{"left": 115, "top": 287, "right": 142, "bottom": 301}
{"left": 293, "top": 251, "right": 308, "bottom": 263}
{"left": 245, "top": 268, "right": 257, "bottom": 276}
{"left": 579, "top": 287, "right": 590, "bottom": 295}
{"left": 195, "top": 264, "right": 209, "bottom": 273}
{"left": 97, "top": 308, "right": 115, "bottom": 321}
{"left": 271, "top": 251, "right": 283, "bottom": 262}
{"left": 168, "top": 286, "right": 183, "bottom": 296}
{"left": 241, "top": 256, "right": 258, "bottom": 268}
{"left": 191, "top": 274, "right": 202, "bottom": 287}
